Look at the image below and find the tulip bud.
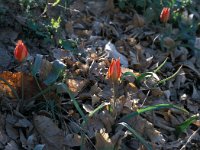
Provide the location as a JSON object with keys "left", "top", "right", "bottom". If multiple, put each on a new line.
{"left": 14, "top": 40, "right": 28, "bottom": 62}
{"left": 160, "top": 7, "right": 170, "bottom": 23}
{"left": 107, "top": 58, "right": 121, "bottom": 82}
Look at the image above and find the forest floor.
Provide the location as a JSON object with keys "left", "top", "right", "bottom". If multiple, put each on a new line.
{"left": 0, "top": 0, "right": 200, "bottom": 150}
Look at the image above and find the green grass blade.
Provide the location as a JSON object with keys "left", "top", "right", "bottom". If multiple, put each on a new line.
{"left": 28, "top": 85, "right": 56, "bottom": 101}
{"left": 119, "top": 103, "right": 189, "bottom": 122}
{"left": 65, "top": 87, "right": 86, "bottom": 121}
{"left": 175, "top": 114, "right": 199, "bottom": 137}
{"left": 122, "top": 71, "right": 155, "bottom": 86}
{"left": 56, "top": 83, "right": 86, "bottom": 122}
{"left": 52, "top": 0, "right": 60, "bottom": 6}
{"left": 88, "top": 102, "right": 110, "bottom": 117}
{"left": 119, "top": 122, "right": 153, "bottom": 150}
{"left": 157, "top": 66, "right": 182, "bottom": 85}
{"left": 154, "top": 57, "right": 168, "bottom": 73}
{"left": 121, "top": 72, "right": 137, "bottom": 80}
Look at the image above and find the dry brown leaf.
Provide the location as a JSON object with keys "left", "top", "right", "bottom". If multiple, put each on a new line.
{"left": 27, "top": 134, "right": 38, "bottom": 149}
{"left": 52, "top": 48, "right": 73, "bottom": 60}
{"left": 15, "top": 118, "right": 32, "bottom": 128}
{"left": 5, "top": 140, "right": 19, "bottom": 150}
{"left": 65, "top": 21, "right": 74, "bottom": 36}
{"left": 174, "top": 70, "right": 186, "bottom": 90}
{"left": 192, "top": 84, "right": 200, "bottom": 101}
{"left": 0, "top": 50, "right": 11, "bottom": 68}
{"left": 0, "top": 28, "right": 18, "bottom": 41}
{"left": 66, "top": 79, "right": 88, "bottom": 96}
{"left": 104, "top": 0, "right": 115, "bottom": 14}
{"left": 91, "top": 94, "right": 101, "bottom": 106}
{"left": 86, "top": 118, "right": 105, "bottom": 138}
{"left": 39, "top": 59, "right": 52, "bottom": 81}
{"left": 163, "top": 37, "right": 175, "bottom": 49}
{"left": 182, "top": 61, "right": 200, "bottom": 77}
{"left": 87, "top": 1, "right": 105, "bottom": 16}
{"left": 95, "top": 129, "right": 114, "bottom": 150}
{"left": 193, "top": 120, "right": 200, "bottom": 127}
{"left": 33, "top": 115, "right": 65, "bottom": 150}
{"left": 151, "top": 88, "right": 164, "bottom": 97}
{"left": 63, "top": 134, "right": 82, "bottom": 147}
{"left": 127, "top": 115, "right": 166, "bottom": 147}
{"left": 0, "top": 71, "right": 40, "bottom": 99}
{"left": 133, "top": 13, "right": 145, "bottom": 27}
{"left": 6, "top": 114, "right": 19, "bottom": 141}
{"left": 0, "top": 114, "right": 9, "bottom": 146}
{"left": 98, "top": 110, "right": 115, "bottom": 133}
{"left": 19, "top": 129, "right": 27, "bottom": 149}
{"left": 111, "top": 130, "right": 126, "bottom": 150}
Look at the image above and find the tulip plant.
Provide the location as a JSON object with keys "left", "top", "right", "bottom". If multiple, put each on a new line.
{"left": 160, "top": 7, "right": 170, "bottom": 24}
{"left": 107, "top": 58, "right": 121, "bottom": 115}
{"left": 14, "top": 40, "right": 28, "bottom": 102}
{"left": 14, "top": 40, "right": 28, "bottom": 62}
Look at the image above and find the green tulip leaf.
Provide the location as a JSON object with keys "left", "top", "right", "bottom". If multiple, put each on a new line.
{"left": 44, "top": 60, "right": 66, "bottom": 85}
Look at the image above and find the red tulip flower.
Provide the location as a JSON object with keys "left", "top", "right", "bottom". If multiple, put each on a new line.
{"left": 14, "top": 40, "right": 28, "bottom": 62}
{"left": 160, "top": 7, "right": 170, "bottom": 23}
{"left": 107, "top": 58, "right": 121, "bottom": 82}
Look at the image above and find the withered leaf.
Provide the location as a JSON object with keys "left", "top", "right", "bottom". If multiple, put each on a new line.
{"left": 0, "top": 71, "right": 40, "bottom": 99}
{"left": 33, "top": 115, "right": 65, "bottom": 150}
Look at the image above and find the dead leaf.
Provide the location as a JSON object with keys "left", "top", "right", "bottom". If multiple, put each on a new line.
{"left": 98, "top": 110, "right": 115, "bottom": 133}
{"left": 91, "top": 94, "right": 101, "bottom": 106}
{"left": 33, "top": 115, "right": 65, "bottom": 150}
{"left": 65, "top": 21, "right": 74, "bottom": 36}
{"left": 193, "top": 120, "right": 200, "bottom": 127}
{"left": 52, "top": 48, "right": 73, "bottom": 60}
{"left": 182, "top": 61, "right": 200, "bottom": 78}
{"left": 133, "top": 13, "right": 145, "bottom": 27}
{"left": 5, "top": 140, "right": 19, "bottom": 150}
{"left": 0, "top": 28, "right": 18, "bottom": 42}
{"left": 0, "top": 71, "right": 40, "bottom": 99}
{"left": 6, "top": 114, "right": 19, "bottom": 140}
{"left": 111, "top": 130, "right": 126, "bottom": 150}
{"left": 27, "top": 134, "right": 38, "bottom": 149}
{"left": 63, "top": 134, "right": 82, "bottom": 147}
{"left": 0, "top": 114, "right": 9, "bottom": 145}
{"left": 127, "top": 115, "right": 166, "bottom": 147}
{"left": 104, "top": 41, "right": 128, "bottom": 67}
{"left": 15, "top": 118, "right": 32, "bottom": 128}
{"left": 95, "top": 129, "right": 114, "bottom": 150}
{"left": 66, "top": 79, "right": 88, "bottom": 96}
{"left": 163, "top": 37, "right": 175, "bottom": 49}
{"left": 192, "top": 84, "right": 200, "bottom": 101}
{"left": 19, "top": 129, "right": 27, "bottom": 149}
{"left": 86, "top": 117, "right": 105, "bottom": 138}
{"left": 39, "top": 59, "right": 53, "bottom": 81}
{"left": 0, "top": 50, "right": 11, "bottom": 68}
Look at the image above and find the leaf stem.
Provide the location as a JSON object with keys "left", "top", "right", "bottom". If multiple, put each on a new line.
{"left": 157, "top": 65, "right": 182, "bottom": 85}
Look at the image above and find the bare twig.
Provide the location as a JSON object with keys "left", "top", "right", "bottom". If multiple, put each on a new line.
{"left": 180, "top": 128, "right": 200, "bottom": 150}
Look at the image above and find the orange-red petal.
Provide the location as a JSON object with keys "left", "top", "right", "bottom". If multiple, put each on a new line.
{"left": 14, "top": 40, "right": 28, "bottom": 62}
{"left": 160, "top": 7, "right": 170, "bottom": 23}
{"left": 107, "top": 58, "right": 121, "bottom": 82}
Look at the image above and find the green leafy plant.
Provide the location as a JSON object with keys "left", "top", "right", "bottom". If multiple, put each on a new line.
{"left": 18, "top": 0, "right": 45, "bottom": 12}
{"left": 50, "top": 16, "right": 61, "bottom": 32}
{"left": 119, "top": 103, "right": 189, "bottom": 122}
{"left": 175, "top": 114, "right": 199, "bottom": 137}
